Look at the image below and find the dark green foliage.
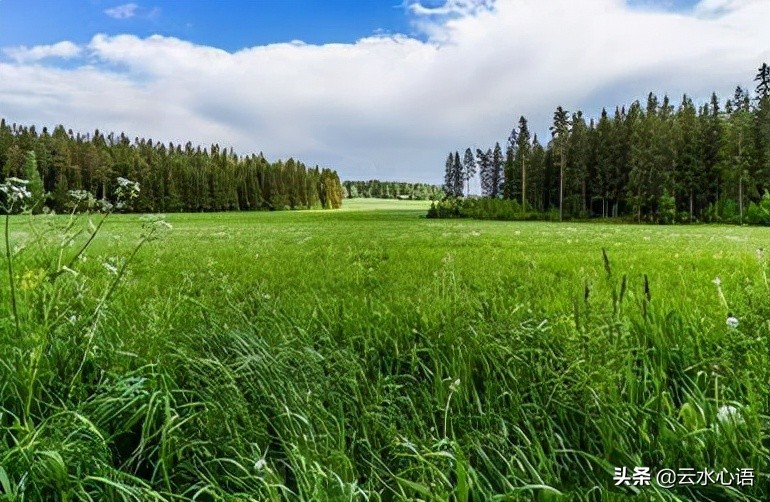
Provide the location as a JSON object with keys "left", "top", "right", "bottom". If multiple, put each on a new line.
{"left": 439, "top": 64, "right": 770, "bottom": 225}
{"left": 343, "top": 180, "right": 442, "bottom": 200}
{"left": 0, "top": 120, "right": 343, "bottom": 214}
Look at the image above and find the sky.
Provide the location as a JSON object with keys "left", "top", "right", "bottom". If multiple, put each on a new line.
{"left": 0, "top": 0, "right": 769, "bottom": 184}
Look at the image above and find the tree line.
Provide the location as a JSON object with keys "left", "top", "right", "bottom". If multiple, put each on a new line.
{"left": 343, "top": 180, "right": 443, "bottom": 200}
{"left": 441, "top": 63, "right": 770, "bottom": 224}
{"left": 0, "top": 120, "right": 344, "bottom": 213}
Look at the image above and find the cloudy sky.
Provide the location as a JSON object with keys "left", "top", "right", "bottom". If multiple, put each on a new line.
{"left": 1, "top": 0, "right": 769, "bottom": 183}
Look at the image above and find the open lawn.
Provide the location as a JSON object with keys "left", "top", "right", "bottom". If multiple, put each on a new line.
{"left": 1, "top": 199, "right": 768, "bottom": 500}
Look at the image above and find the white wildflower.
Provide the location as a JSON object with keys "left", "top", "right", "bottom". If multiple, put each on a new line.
{"left": 712, "top": 277, "right": 721, "bottom": 286}
{"left": 97, "top": 198, "right": 113, "bottom": 212}
{"left": 0, "top": 177, "right": 32, "bottom": 206}
{"left": 726, "top": 316, "right": 739, "bottom": 329}
{"left": 449, "top": 378, "right": 461, "bottom": 393}
{"left": 253, "top": 458, "right": 267, "bottom": 471}
{"left": 114, "top": 177, "right": 140, "bottom": 209}
{"left": 102, "top": 259, "right": 118, "bottom": 275}
{"left": 716, "top": 404, "right": 744, "bottom": 426}
{"left": 68, "top": 189, "right": 91, "bottom": 202}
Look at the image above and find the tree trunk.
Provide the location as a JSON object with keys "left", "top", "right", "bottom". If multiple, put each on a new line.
{"left": 521, "top": 158, "right": 526, "bottom": 213}
{"left": 559, "top": 148, "right": 565, "bottom": 222}
{"left": 689, "top": 191, "right": 693, "bottom": 222}
{"left": 739, "top": 175, "right": 743, "bottom": 224}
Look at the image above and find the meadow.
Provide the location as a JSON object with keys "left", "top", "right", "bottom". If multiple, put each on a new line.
{"left": 0, "top": 198, "right": 768, "bottom": 501}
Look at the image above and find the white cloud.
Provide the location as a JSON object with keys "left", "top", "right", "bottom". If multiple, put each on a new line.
{"left": 1, "top": 0, "right": 770, "bottom": 183}
{"left": 408, "top": 0, "right": 494, "bottom": 17}
{"left": 3, "top": 41, "right": 82, "bottom": 64}
{"left": 104, "top": 3, "right": 139, "bottom": 20}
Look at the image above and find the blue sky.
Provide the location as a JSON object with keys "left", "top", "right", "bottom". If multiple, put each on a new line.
{"left": 0, "top": 1, "right": 415, "bottom": 50}
{"left": 1, "top": 0, "right": 700, "bottom": 53}
{"left": 0, "top": 0, "right": 766, "bottom": 183}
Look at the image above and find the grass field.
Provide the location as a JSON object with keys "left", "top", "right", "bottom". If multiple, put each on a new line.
{"left": 1, "top": 199, "right": 768, "bottom": 500}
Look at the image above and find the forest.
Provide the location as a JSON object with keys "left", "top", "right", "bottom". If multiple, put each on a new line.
{"left": 438, "top": 63, "right": 770, "bottom": 224}
{"left": 343, "top": 179, "right": 443, "bottom": 200}
{"left": 0, "top": 121, "right": 344, "bottom": 213}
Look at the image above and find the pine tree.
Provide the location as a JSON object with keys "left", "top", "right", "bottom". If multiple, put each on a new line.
{"left": 529, "top": 135, "right": 545, "bottom": 211}
{"left": 674, "top": 94, "right": 700, "bottom": 220}
{"left": 491, "top": 142, "right": 504, "bottom": 198}
{"left": 550, "top": 106, "right": 570, "bottom": 221}
{"left": 567, "top": 111, "right": 589, "bottom": 216}
{"left": 452, "top": 151, "right": 464, "bottom": 197}
{"left": 476, "top": 148, "right": 493, "bottom": 197}
{"left": 755, "top": 63, "right": 770, "bottom": 191}
{"left": 443, "top": 152, "right": 455, "bottom": 197}
{"left": 503, "top": 128, "right": 517, "bottom": 200}
{"left": 462, "top": 148, "right": 476, "bottom": 196}
{"left": 514, "top": 117, "right": 531, "bottom": 211}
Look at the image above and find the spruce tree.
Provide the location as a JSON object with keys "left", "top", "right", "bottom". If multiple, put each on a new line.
{"left": 443, "top": 152, "right": 455, "bottom": 197}
{"left": 462, "top": 148, "right": 476, "bottom": 196}
{"left": 452, "top": 151, "right": 464, "bottom": 197}
{"left": 491, "top": 142, "right": 504, "bottom": 198}
{"left": 550, "top": 106, "right": 570, "bottom": 221}
{"left": 514, "top": 116, "right": 531, "bottom": 211}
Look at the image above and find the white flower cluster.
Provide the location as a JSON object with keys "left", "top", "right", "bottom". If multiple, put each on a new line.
{"left": 68, "top": 189, "right": 92, "bottom": 203}
{"left": 114, "top": 177, "right": 140, "bottom": 209}
{"left": 716, "top": 404, "right": 745, "bottom": 426}
{"left": 97, "top": 199, "right": 113, "bottom": 212}
{"left": 0, "top": 177, "right": 32, "bottom": 206}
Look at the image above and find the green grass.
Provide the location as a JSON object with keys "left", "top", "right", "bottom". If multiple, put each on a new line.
{"left": 1, "top": 199, "right": 769, "bottom": 501}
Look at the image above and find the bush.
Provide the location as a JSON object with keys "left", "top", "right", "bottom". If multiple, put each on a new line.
{"left": 658, "top": 191, "right": 676, "bottom": 224}
{"left": 426, "top": 197, "right": 465, "bottom": 218}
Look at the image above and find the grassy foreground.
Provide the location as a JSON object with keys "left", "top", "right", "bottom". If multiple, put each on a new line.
{"left": 0, "top": 199, "right": 768, "bottom": 501}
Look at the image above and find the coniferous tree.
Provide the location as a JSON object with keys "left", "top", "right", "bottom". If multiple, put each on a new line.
{"left": 567, "top": 111, "right": 589, "bottom": 216}
{"left": 550, "top": 106, "right": 571, "bottom": 221}
{"left": 529, "top": 134, "right": 546, "bottom": 211}
{"left": 462, "top": 148, "right": 476, "bottom": 196}
{"left": 503, "top": 128, "right": 518, "bottom": 200}
{"left": 755, "top": 64, "right": 770, "bottom": 190}
{"left": 514, "top": 117, "right": 531, "bottom": 211}
{"left": 443, "top": 152, "right": 455, "bottom": 197}
{"left": 491, "top": 142, "right": 504, "bottom": 198}
{"left": 477, "top": 148, "right": 493, "bottom": 197}
{"left": 452, "top": 151, "right": 464, "bottom": 197}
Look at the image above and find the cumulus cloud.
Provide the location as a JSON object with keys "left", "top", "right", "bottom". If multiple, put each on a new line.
{"left": 3, "top": 41, "right": 82, "bottom": 64}
{"left": 1, "top": 0, "right": 770, "bottom": 183}
{"left": 104, "top": 3, "right": 139, "bottom": 20}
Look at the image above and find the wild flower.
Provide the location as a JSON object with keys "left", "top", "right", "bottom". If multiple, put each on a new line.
{"left": 97, "top": 199, "right": 113, "bottom": 212}
{"left": 102, "top": 259, "right": 119, "bottom": 276}
{"left": 716, "top": 404, "right": 744, "bottom": 426}
{"left": 713, "top": 276, "right": 729, "bottom": 309}
{"left": 726, "top": 316, "right": 739, "bottom": 328}
{"left": 114, "top": 177, "right": 140, "bottom": 209}
{"left": 68, "top": 190, "right": 92, "bottom": 202}
{"left": 20, "top": 268, "right": 46, "bottom": 291}
{"left": 0, "top": 177, "right": 32, "bottom": 207}
{"left": 68, "top": 189, "right": 97, "bottom": 212}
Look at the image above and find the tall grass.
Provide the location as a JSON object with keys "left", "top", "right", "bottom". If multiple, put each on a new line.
{"left": 1, "top": 200, "right": 768, "bottom": 500}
